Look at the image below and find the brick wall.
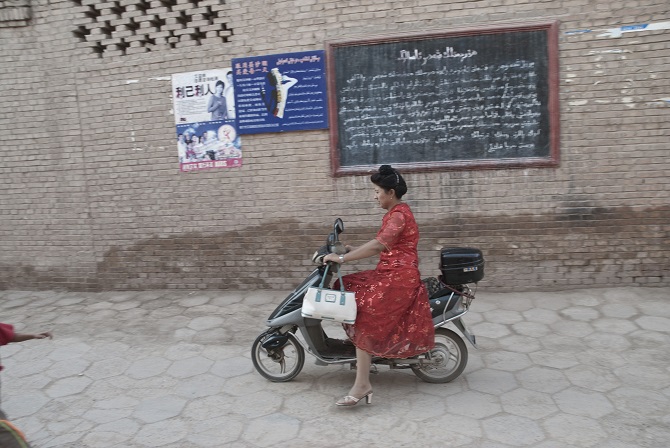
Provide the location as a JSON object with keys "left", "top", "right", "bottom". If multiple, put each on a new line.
{"left": 0, "top": 0, "right": 668, "bottom": 292}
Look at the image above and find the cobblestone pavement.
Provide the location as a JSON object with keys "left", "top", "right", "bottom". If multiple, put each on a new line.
{"left": 0, "top": 286, "right": 669, "bottom": 447}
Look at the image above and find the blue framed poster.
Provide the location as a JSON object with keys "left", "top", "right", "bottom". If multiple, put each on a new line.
{"left": 232, "top": 50, "right": 328, "bottom": 134}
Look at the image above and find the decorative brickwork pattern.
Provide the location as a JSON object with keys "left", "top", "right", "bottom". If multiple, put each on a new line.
{"left": 0, "top": 0, "right": 31, "bottom": 27}
{"left": 71, "top": 0, "right": 232, "bottom": 57}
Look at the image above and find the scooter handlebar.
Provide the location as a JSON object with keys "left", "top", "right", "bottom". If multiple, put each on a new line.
{"left": 312, "top": 251, "right": 326, "bottom": 265}
{"left": 312, "top": 219, "right": 348, "bottom": 266}
{"left": 311, "top": 243, "right": 348, "bottom": 266}
{"left": 312, "top": 244, "right": 329, "bottom": 265}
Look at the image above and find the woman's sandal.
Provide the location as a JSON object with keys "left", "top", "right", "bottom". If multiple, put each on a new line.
{"left": 335, "top": 390, "right": 373, "bottom": 406}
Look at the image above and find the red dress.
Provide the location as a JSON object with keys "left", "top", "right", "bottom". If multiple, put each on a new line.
{"left": 338, "top": 203, "right": 435, "bottom": 358}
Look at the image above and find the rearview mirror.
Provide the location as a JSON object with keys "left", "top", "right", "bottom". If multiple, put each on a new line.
{"left": 334, "top": 218, "right": 344, "bottom": 235}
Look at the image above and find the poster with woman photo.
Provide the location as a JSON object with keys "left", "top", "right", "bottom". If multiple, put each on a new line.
{"left": 232, "top": 50, "right": 328, "bottom": 134}
{"left": 172, "top": 68, "right": 242, "bottom": 172}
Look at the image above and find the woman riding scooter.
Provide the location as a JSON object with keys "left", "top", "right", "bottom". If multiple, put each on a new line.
{"left": 323, "top": 165, "right": 435, "bottom": 407}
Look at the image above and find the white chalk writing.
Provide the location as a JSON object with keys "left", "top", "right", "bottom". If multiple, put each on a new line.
{"left": 337, "top": 59, "right": 544, "bottom": 161}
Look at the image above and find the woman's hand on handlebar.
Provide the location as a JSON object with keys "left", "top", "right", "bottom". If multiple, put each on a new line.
{"left": 322, "top": 242, "right": 353, "bottom": 264}
{"left": 323, "top": 253, "right": 343, "bottom": 264}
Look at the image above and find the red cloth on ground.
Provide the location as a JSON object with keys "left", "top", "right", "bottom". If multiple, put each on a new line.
{"left": 0, "top": 323, "right": 14, "bottom": 346}
{"left": 338, "top": 203, "right": 435, "bottom": 358}
{"left": 0, "top": 323, "right": 15, "bottom": 371}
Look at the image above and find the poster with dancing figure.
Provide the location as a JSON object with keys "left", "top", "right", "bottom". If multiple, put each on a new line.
{"left": 172, "top": 68, "right": 242, "bottom": 172}
{"left": 232, "top": 50, "right": 328, "bottom": 134}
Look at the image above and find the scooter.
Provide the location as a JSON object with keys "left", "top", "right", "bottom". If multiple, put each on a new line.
{"left": 251, "top": 218, "right": 484, "bottom": 383}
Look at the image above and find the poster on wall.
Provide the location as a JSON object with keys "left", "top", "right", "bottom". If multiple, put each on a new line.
{"left": 171, "top": 68, "right": 242, "bottom": 172}
{"left": 232, "top": 50, "right": 328, "bottom": 134}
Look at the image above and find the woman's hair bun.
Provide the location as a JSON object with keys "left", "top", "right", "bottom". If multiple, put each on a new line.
{"left": 378, "top": 165, "right": 395, "bottom": 175}
{"left": 371, "top": 164, "right": 407, "bottom": 199}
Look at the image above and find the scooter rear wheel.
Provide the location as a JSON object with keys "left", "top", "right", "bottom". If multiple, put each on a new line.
{"left": 252, "top": 332, "right": 305, "bottom": 382}
{"left": 411, "top": 327, "right": 468, "bottom": 383}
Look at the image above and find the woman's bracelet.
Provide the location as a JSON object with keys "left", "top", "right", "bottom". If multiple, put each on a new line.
{"left": 339, "top": 255, "right": 345, "bottom": 263}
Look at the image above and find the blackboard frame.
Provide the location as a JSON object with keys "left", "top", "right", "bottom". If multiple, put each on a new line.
{"left": 326, "top": 21, "right": 560, "bottom": 176}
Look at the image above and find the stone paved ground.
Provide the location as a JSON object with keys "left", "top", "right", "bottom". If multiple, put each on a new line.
{"left": 0, "top": 286, "right": 669, "bottom": 447}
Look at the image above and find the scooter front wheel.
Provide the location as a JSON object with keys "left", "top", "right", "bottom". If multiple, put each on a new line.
{"left": 411, "top": 327, "right": 468, "bottom": 383}
{"left": 251, "top": 332, "right": 305, "bottom": 382}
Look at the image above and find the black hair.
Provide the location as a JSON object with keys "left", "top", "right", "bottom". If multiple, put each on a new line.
{"left": 215, "top": 80, "right": 225, "bottom": 89}
{"left": 371, "top": 164, "right": 407, "bottom": 199}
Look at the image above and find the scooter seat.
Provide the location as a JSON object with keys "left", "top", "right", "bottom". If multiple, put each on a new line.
{"left": 423, "top": 277, "right": 463, "bottom": 300}
{"left": 422, "top": 277, "right": 442, "bottom": 298}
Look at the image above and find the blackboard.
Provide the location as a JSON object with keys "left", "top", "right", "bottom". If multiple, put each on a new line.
{"left": 326, "top": 22, "right": 560, "bottom": 175}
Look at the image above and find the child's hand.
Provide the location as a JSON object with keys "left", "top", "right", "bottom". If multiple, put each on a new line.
{"left": 33, "top": 331, "right": 52, "bottom": 340}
